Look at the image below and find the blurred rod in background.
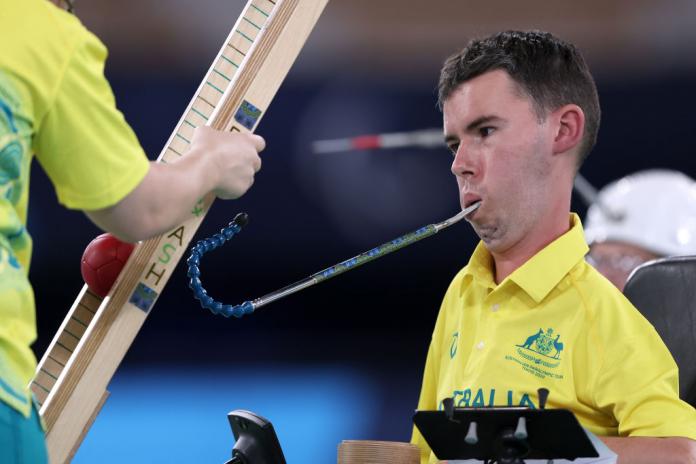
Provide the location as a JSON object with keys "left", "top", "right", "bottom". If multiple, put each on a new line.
{"left": 572, "top": 173, "right": 624, "bottom": 221}
{"left": 312, "top": 127, "right": 622, "bottom": 220}
{"left": 313, "top": 128, "right": 444, "bottom": 153}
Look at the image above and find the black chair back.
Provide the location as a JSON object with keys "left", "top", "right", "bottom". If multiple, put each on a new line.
{"left": 624, "top": 256, "right": 696, "bottom": 406}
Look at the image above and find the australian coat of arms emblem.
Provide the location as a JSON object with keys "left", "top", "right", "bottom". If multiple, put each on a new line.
{"left": 518, "top": 328, "right": 564, "bottom": 359}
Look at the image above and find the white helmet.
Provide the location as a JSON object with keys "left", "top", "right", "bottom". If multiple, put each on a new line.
{"left": 584, "top": 169, "right": 696, "bottom": 256}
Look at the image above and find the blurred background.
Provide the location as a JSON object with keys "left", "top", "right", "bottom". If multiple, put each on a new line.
{"left": 29, "top": 0, "right": 696, "bottom": 462}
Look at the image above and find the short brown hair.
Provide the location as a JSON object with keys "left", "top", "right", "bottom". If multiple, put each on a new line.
{"left": 439, "top": 30, "right": 600, "bottom": 167}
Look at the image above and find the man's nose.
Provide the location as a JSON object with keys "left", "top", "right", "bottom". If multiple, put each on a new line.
{"left": 451, "top": 144, "right": 477, "bottom": 179}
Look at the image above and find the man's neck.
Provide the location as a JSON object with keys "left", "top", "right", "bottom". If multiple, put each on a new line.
{"left": 491, "top": 210, "right": 571, "bottom": 284}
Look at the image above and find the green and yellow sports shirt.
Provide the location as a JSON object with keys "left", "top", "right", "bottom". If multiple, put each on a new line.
{"left": 412, "top": 214, "right": 696, "bottom": 463}
{"left": 0, "top": 0, "right": 149, "bottom": 417}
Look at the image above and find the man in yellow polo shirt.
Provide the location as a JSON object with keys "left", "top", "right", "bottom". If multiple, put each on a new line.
{"left": 412, "top": 31, "right": 696, "bottom": 463}
{"left": 0, "top": 1, "right": 265, "bottom": 462}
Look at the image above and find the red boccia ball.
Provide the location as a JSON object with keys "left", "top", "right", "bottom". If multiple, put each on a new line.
{"left": 80, "top": 233, "right": 135, "bottom": 297}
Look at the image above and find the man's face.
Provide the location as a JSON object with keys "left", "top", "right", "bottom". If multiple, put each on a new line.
{"left": 443, "top": 70, "right": 555, "bottom": 254}
{"left": 587, "top": 241, "right": 659, "bottom": 291}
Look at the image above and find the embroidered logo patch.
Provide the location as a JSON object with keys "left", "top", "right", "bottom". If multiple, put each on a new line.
{"left": 505, "top": 328, "right": 565, "bottom": 380}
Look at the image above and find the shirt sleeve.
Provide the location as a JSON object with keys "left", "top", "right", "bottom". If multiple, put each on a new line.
{"left": 592, "top": 328, "right": 696, "bottom": 440}
{"left": 33, "top": 27, "right": 149, "bottom": 211}
{"left": 411, "top": 337, "right": 441, "bottom": 464}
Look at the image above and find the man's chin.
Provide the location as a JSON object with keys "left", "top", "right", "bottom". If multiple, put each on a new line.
{"left": 472, "top": 223, "right": 500, "bottom": 246}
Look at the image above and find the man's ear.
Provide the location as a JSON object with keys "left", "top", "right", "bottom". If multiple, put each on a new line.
{"left": 552, "top": 104, "right": 585, "bottom": 155}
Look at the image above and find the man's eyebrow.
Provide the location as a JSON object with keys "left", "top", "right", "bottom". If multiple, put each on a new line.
{"left": 444, "top": 115, "right": 503, "bottom": 144}
{"left": 466, "top": 115, "right": 501, "bottom": 131}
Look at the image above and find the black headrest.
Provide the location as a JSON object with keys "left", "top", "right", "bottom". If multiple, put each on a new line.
{"left": 623, "top": 256, "right": 696, "bottom": 406}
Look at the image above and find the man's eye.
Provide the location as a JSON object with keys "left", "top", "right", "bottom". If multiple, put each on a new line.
{"left": 479, "top": 127, "right": 495, "bottom": 137}
{"left": 448, "top": 143, "right": 459, "bottom": 155}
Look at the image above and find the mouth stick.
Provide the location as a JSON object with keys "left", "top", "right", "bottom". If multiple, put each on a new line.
{"left": 188, "top": 202, "right": 481, "bottom": 316}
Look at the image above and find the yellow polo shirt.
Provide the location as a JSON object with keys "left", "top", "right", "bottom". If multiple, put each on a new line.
{"left": 412, "top": 214, "right": 696, "bottom": 463}
{"left": 0, "top": 0, "right": 149, "bottom": 417}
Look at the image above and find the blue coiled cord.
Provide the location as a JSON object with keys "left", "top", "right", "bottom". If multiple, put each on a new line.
{"left": 186, "top": 213, "right": 255, "bottom": 318}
